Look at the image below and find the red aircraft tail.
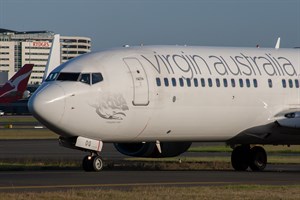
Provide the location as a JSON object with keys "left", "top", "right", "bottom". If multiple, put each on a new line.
{"left": 0, "top": 64, "right": 34, "bottom": 103}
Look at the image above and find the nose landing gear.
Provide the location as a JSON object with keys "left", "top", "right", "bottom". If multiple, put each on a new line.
{"left": 59, "top": 136, "right": 105, "bottom": 172}
{"left": 82, "top": 153, "right": 104, "bottom": 172}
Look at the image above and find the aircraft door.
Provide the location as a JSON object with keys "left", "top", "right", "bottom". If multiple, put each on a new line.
{"left": 123, "top": 58, "right": 149, "bottom": 106}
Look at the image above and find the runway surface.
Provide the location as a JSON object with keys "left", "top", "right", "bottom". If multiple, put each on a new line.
{"left": 0, "top": 140, "right": 299, "bottom": 192}
{"left": 0, "top": 170, "right": 300, "bottom": 192}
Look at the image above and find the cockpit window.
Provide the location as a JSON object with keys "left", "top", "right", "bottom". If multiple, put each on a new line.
{"left": 79, "top": 73, "right": 91, "bottom": 84}
{"left": 57, "top": 73, "right": 80, "bottom": 81}
{"left": 92, "top": 73, "right": 103, "bottom": 84}
{"left": 46, "top": 72, "right": 59, "bottom": 82}
{"left": 45, "top": 72, "right": 103, "bottom": 85}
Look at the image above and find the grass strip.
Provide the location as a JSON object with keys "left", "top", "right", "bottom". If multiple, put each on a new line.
{"left": 0, "top": 161, "right": 80, "bottom": 171}
{"left": 1, "top": 154, "right": 299, "bottom": 172}
{"left": 0, "top": 116, "right": 38, "bottom": 123}
{"left": 0, "top": 185, "right": 299, "bottom": 200}
{"left": 0, "top": 129, "right": 57, "bottom": 139}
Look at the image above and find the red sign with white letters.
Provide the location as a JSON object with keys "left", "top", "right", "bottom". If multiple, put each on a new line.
{"left": 32, "top": 42, "right": 50, "bottom": 47}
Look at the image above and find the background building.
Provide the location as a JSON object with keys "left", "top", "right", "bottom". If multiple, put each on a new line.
{"left": 0, "top": 28, "right": 91, "bottom": 84}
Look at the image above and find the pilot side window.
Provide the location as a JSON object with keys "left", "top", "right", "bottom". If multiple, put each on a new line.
{"left": 92, "top": 73, "right": 103, "bottom": 84}
{"left": 80, "top": 73, "right": 91, "bottom": 85}
{"left": 156, "top": 78, "right": 161, "bottom": 87}
{"left": 46, "top": 72, "right": 59, "bottom": 81}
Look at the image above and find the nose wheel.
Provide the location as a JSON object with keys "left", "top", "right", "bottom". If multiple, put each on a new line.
{"left": 82, "top": 155, "right": 104, "bottom": 172}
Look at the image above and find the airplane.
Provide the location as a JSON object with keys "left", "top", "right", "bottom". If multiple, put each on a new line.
{"left": 28, "top": 44, "right": 300, "bottom": 172}
{"left": 0, "top": 64, "right": 34, "bottom": 103}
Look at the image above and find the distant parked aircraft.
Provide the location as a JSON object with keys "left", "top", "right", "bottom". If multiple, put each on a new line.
{"left": 0, "top": 64, "right": 34, "bottom": 103}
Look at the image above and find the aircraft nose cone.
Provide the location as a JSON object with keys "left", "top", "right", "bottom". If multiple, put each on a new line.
{"left": 28, "top": 84, "right": 65, "bottom": 126}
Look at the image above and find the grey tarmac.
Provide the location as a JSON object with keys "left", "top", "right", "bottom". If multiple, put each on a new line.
{"left": 0, "top": 140, "right": 299, "bottom": 192}
{"left": 0, "top": 170, "right": 299, "bottom": 192}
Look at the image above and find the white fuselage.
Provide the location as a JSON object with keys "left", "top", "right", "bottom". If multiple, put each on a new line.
{"left": 29, "top": 46, "right": 300, "bottom": 144}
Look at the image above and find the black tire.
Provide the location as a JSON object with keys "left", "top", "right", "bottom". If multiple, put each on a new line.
{"left": 231, "top": 145, "right": 250, "bottom": 171}
{"left": 92, "top": 156, "right": 104, "bottom": 172}
{"left": 82, "top": 155, "right": 93, "bottom": 172}
{"left": 249, "top": 146, "right": 267, "bottom": 171}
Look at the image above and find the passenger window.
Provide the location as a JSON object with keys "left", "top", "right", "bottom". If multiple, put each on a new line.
{"left": 92, "top": 73, "right": 103, "bottom": 84}
{"left": 164, "top": 78, "right": 169, "bottom": 87}
{"left": 223, "top": 79, "right": 228, "bottom": 87}
{"left": 186, "top": 78, "right": 191, "bottom": 87}
{"left": 80, "top": 73, "right": 91, "bottom": 85}
{"left": 179, "top": 78, "right": 184, "bottom": 87}
{"left": 231, "top": 79, "right": 235, "bottom": 87}
{"left": 295, "top": 79, "right": 299, "bottom": 88}
{"left": 246, "top": 79, "right": 250, "bottom": 88}
{"left": 156, "top": 78, "right": 161, "bottom": 87}
{"left": 194, "top": 78, "right": 198, "bottom": 87}
{"left": 282, "top": 79, "right": 286, "bottom": 88}
{"left": 289, "top": 79, "right": 293, "bottom": 88}
{"left": 216, "top": 78, "right": 220, "bottom": 87}
{"left": 201, "top": 78, "right": 205, "bottom": 87}
{"left": 57, "top": 73, "right": 80, "bottom": 81}
{"left": 268, "top": 79, "right": 273, "bottom": 88}
{"left": 208, "top": 78, "right": 213, "bottom": 87}
{"left": 171, "top": 78, "right": 176, "bottom": 87}
{"left": 253, "top": 79, "right": 258, "bottom": 88}
{"left": 239, "top": 79, "right": 243, "bottom": 87}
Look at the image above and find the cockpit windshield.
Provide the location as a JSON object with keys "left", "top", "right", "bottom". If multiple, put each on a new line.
{"left": 57, "top": 73, "right": 80, "bottom": 81}
{"left": 46, "top": 72, "right": 103, "bottom": 85}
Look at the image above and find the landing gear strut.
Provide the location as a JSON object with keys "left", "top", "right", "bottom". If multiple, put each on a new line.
{"left": 59, "top": 136, "right": 104, "bottom": 172}
{"left": 82, "top": 153, "right": 104, "bottom": 172}
{"left": 231, "top": 145, "right": 267, "bottom": 171}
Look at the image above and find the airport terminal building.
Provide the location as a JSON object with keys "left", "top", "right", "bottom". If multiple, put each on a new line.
{"left": 0, "top": 28, "right": 91, "bottom": 84}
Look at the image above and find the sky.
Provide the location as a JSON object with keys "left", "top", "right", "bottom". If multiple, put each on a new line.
{"left": 0, "top": 0, "right": 299, "bottom": 51}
